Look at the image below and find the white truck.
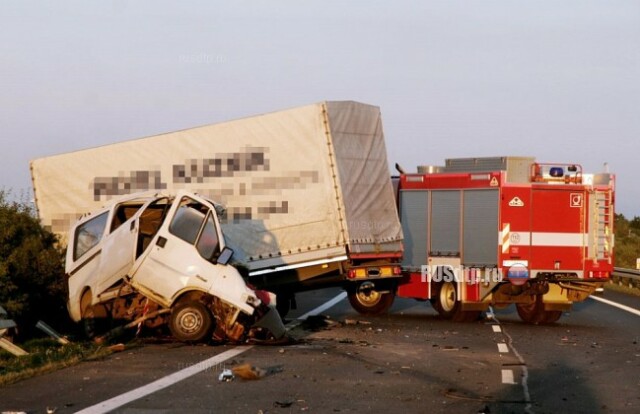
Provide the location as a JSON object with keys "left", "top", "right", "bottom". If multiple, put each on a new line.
{"left": 66, "top": 190, "right": 286, "bottom": 342}
{"left": 31, "top": 101, "right": 404, "bottom": 324}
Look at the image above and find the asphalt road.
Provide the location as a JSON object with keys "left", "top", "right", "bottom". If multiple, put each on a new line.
{"left": 1, "top": 288, "right": 638, "bottom": 414}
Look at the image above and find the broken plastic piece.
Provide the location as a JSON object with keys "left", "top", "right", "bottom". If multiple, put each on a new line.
{"left": 218, "top": 369, "right": 235, "bottom": 382}
{"left": 36, "top": 321, "right": 70, "bottom": 345}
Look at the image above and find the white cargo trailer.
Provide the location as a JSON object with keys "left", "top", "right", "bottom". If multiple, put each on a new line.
{"left": 31, "top": 101, "right": 404, "bottom": 314}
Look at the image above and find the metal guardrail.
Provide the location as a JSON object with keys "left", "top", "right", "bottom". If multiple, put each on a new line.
{"left": 612, "top": 267, "right": 640, "bottom": 289}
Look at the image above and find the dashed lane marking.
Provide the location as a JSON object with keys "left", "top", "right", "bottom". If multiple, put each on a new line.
{"left": 492, "top": 324, "right": 502, "bottom": 333}
{"left": 501, "top": 369, "right": 516, "bottom": 384}
{"left": 497, "top": 343, "right": 509, "bottom": 353}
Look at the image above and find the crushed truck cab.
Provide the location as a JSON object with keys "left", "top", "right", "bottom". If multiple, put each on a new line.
{"left": 66, "top": 190, "right": 285, "bottom": 343}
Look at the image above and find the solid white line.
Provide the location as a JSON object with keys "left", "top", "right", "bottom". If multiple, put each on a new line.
{"left": 589, "top": 295, "right": 640, "bottom": 317}
{"left": 74, "top": 347, "right": 250, "bottom": 414}
{"left": 501, "top": 369, "right": 516, "bottom": 384}
{"left": 76, "top": 291, "right": 348, "bottom": 414}
{"left": 297, "top": 291, "right": 347, "bottom": 320}
{"left": 497, "top": 343, "right": 509, "bottom": 353}
{"left": 492, "top": 325, "right": 502, "bottom": 333}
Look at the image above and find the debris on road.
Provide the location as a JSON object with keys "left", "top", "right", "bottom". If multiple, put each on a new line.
{"left": 344, "top": 319, "right": 372, "bottom": 326}
{"left": 300, "top": 315, "right": 340, "bottom": 331}
{"left": 231, "top": 363, "right": 284, "bottom": 380}
{"left": 107, "top": 343, "right": 126, "bottom": 353}
{"left": 218, "top": 369, "right": 235, "bottom": 382}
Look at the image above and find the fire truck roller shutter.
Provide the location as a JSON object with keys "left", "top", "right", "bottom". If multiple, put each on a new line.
{"left": 462, "top": 189, "right": 499, "bottom": 267}
{"left": 400, "top": 190, "right": 429, "bottom": 268}
{"left": 430, "top": 191, "right": 461, "bottom": 256}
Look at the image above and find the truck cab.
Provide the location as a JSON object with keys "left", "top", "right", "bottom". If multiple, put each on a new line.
{"left": 65, "top": 190, "right": 285, "bottom": 343}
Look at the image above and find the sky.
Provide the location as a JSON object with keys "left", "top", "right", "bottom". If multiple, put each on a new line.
{"left": 1, "top": 1, "right": 639, "bottom": 216}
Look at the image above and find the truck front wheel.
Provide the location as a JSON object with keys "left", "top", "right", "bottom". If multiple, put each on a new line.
{"left": 169, "top": 301, "right": 214, "bottom": 342}
{"left": 348, "top": 282, "right": 395, "bottom": 315}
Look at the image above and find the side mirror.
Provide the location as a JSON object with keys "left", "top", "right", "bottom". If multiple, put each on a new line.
{"left": 217, "top": 246, "right": 234, "bottom": 265}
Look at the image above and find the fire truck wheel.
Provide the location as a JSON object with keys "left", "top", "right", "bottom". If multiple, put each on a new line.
{"left": 516, "top": 296, "right": 563, "bottom": 324}
{"left": 169, "top": 301, "right": 214, "bottom": 342}
{"left": 348, "top": 284, "right": 395, "bottom": 315}
{"left": 431, "top": 281, "right": 460, "bottom": 319}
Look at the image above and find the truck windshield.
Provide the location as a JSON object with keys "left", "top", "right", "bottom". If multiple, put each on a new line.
{"left": 169, "top": 197, "right": 220, "bottom": 262}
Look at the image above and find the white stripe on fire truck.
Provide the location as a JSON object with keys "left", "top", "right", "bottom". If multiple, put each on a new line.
{"left": 501, "top": 232, "right": 588, "bottom": 248}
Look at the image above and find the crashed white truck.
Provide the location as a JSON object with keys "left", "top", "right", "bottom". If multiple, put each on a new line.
{"left": 31, "top": 101, "right": 404, "bottom": 339}
{"left": 65, "top": 190, "right": 286, "bottom": 343}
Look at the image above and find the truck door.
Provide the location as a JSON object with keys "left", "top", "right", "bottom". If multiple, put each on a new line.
{"left": 95, "top": 197, "right": 170, "bottom": 296}
{"left": 95, "top": 214, "right": 139, "bottom": 295}
{"left": 129, "top": 193, "right": 226, "bottom": 307}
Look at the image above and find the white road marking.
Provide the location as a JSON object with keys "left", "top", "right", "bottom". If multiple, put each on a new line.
{"left": 490, "top": 317, "right": 534, "bottom": 414}
{"left": 74, "top": 347, "right": 250, "bottom": 414}
{"left": 76, "top": 292, "right": 347, "bottom": 414}
{"left": 501, "top": 369, "right": 516, "bottom": 384}
{"left": 497, "top": 343, "right": 509, "bottom": 353}
{"left": 589, "top": 295, "right": 640, "bottom": 317}
{"left": 296, "top": 291, "right": 347, "bottom": 320}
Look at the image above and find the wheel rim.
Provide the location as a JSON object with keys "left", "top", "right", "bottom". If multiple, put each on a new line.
{"left": 439, "top": 282, "right": 457, "bottom": 312}
{"left": 355, "top": 288, "right": 382, "bottom": 306}
{"left": 176, "top": 309, "right": 204, "bottom": 335}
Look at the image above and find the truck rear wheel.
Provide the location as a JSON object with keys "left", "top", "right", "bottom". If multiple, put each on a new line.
{"left": 169, "top": 301, "right": 214, "bottom": 342}
{"left": 431, "top": 281, "right": 480, "bottom": 322}
{"left": 348, "top": 282, "right": 395, "bottom": 315}
{"left": 516, "top": 296, "right": 563, "bottom": 324}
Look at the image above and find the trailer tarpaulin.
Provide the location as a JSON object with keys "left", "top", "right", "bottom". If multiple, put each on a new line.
{"left": 31, "top": 101, "right": 402, "bottom": 270}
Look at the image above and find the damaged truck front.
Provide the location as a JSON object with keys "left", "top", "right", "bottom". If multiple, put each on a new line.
{"left": 66, "top": 190, "right": 285, "bottom": 343}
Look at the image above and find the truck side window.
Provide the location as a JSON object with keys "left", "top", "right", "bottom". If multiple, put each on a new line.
{"left": 169, "top": 197, "right": 221, "bottom": 262}
{"left": 196, "top": 213, "right": 220, "bottom": 261}
{"left": 74, "top": 211, "right": 109, "bottom": 261}
{"left": 169, "top": 197, "right": 207, "bottom": 244}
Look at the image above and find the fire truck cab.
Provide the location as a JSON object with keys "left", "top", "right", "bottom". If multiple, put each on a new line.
{"left": 395, "top": 156, "right": 614, "bottom": 324}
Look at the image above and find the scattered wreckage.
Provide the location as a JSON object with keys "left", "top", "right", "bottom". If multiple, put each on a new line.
{"left": 65, "top": 190, "right": 286, "bottom": 343}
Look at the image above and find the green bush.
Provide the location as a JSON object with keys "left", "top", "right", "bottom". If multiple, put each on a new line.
{"left": 614, "top": 213, "right": 640, "bottom": 268}
{"left": 0, "top": 190, "right": 69, "bottom": 339}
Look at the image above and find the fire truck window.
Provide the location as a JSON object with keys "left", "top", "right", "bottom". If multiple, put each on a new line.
{"left": 169, "top": 197, "right": 208, "bottom": 245}
{"left": 74, "top": 211, "right": 109, "bottom": 261}
{"left": 196, "top": 213, "right": 220, "bottom": 261}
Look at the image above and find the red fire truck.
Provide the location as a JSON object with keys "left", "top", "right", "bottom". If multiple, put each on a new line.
{"left": 393, "top": 156, "right": 614, "bottom": 324}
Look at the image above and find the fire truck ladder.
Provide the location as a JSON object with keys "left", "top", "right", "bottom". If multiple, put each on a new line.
{"left": 594, "top": 190, "right": 613, "bottom": 261}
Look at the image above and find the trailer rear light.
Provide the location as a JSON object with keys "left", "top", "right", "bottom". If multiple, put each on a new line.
{"left": 348, "top": 269, "right": 367, "bottom": 279}
{"left": 393, "top": 266, "right": 402, "bottom": 276}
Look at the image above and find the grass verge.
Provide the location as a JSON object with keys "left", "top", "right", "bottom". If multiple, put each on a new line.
{"left": 603, "top": 281, "right": 640, "bottom": 297}
{"left": 0, "top": 338, "right": 114, "bottom": 386}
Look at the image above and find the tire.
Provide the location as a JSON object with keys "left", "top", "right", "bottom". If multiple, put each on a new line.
{"left": 81, "top": 292, "right": 109, "bottom": 339}
{"left": 432, "top": 281, "right": 459, "bottom": 319}
{"left": 431, "top": 281, "right": 480, "bottom": 322}
{"left": 348, "top": 283, "right": 395, "bottom": 315}
{"left": 516, "top": 296, "right": 563, "bottom": 325}
{"left": 169, "top": 301, "right": 214, "bottom": 342}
